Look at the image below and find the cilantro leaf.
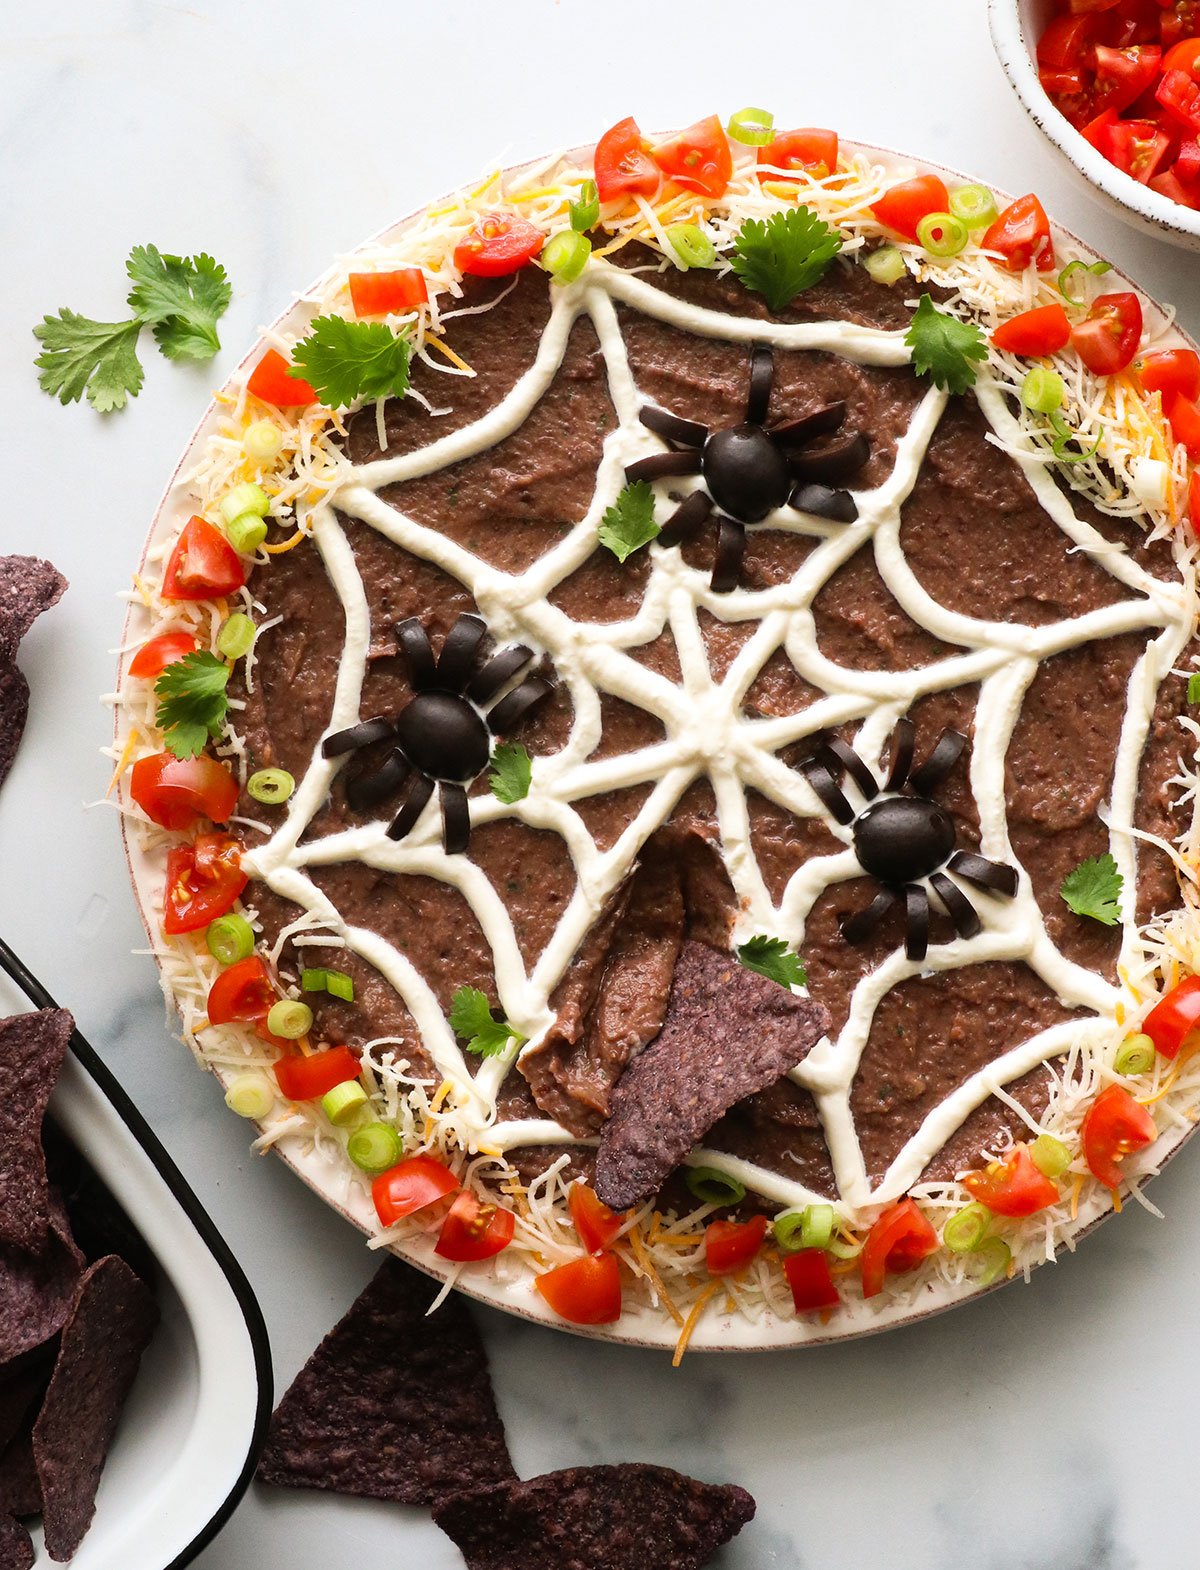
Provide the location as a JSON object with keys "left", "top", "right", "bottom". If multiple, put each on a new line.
{"left": 33, "top": 311, "right": 144, "bottom": 411}
{"left": 125, "top": 245, "right": 232, "bottom": 361}
{"left": 905, "top": 295, "right": 987, "bottom": 396}
{"left": 598, "top": 481, "right": 659, "bottom": 563}
{"left": 448, "top": 986, "right": 526, "bottom": 1058}
{"left": 290, "top": 316, "right": 412, "bottom": 408}
{"left": 154, "top": 651, "right": 231, "bottom": 759}
{"left": 729, "top": 207, "right": 842, "bottom": 314}
{"left": 1060, "top": 853, "right": 1123, "bottom": 927}
{"left": 488, "top": 743, "right": 532, "bottom": 805}
{"left": 736, "top": 935, "right": 807, "bottom": 990}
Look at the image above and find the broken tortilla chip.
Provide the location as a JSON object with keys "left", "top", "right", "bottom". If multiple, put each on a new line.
{"left": 0, "top": 1196, "right": 83, "bottom": 1366}
{"left": 0, "top": 557, "right": 66, "bottom": 667}
{"left": 0, "top": 667, "right": 29, "bottom": 797}
{"left": 0, "top": 1512, "right": 33, "bottom": 1570}
{"left": 0, "top": 1011, "right": 74, "bottom": 1251}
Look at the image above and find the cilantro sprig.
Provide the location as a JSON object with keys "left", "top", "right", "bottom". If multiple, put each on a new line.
{"left": 905, "top": 295, "right": 987, "bottom": 396}
{"left": 730, "top": 207, "right": 842, "bottom": 314}
{"left": 449, "top": 987, "right": 527, "bottom": 1059}
{"left": 598, "top": 481, "right": 659, "bottom": 563}
{"left": 736, "top": 935, "right": 807, "bottom": 990}
{"left": 154, "top": 651, "right": 231, "bottom": 760}
{"left": 488, "top": 743, "right": 532, "bottom": 805}
{"left": 34, "top": 245, "right": 232, "bottom": 412}
{"left": 289, "top": 316, "right": 412, "bottom": 408}
{"left": 1060, "top": 853, "right": 1123, "bottom": 927}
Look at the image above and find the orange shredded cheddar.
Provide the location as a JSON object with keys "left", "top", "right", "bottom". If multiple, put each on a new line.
{"left": 1070, "top": 1171, "right": 1086, "bottom": 1221}
{"left": 106, "top": 727, "right": 141, "bottom": 797}
{"left": 627, "top": 1223, "right": 684, "bottom": 1328}
{"left": 672, "top": 1280, "right": 720, "bottom": 1367}
{"left": 263, "top": 530, "right": 309, "bottom": 555}
{"left": 1138, "top": 1038, "right": 1200, "bottom": 1105}
{"left": 424, "top": 336, "right": 475, "bottom": 375}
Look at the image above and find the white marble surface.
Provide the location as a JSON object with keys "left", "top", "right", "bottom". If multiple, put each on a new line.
{"left": 3, "top": 2, "right": 1200, "bottom": 1566}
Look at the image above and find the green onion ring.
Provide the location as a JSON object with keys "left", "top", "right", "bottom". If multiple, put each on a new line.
{"left": 1114, "top": 1032, "right": 1156, "bottom": 1076}
{"left": 685, "top": 1165, "right": 747, "bottom": 1206}
{"left": 666, "top": 224, "right": 717, "bottom": 269}
{"left": 220, "top": 481, "right": 270, "bottom": 524}
{"left": 1049, "top": 411, "right": 1102, "bottom": 464}
{"left": 347, "top": 1121, "right": 403, "bottom": 1175}
{"left": 949, "top": 183, "right": 998, "bottom": 229}
{"left": 265, "top": 999, "right": 313, "bottom": 1039}
{"left": 1058, "top": 257, "right": 1112, "bottom": 304}
{"left": 974, "top": 1235, "right": 1012, "bottom": 1286}
{"left": 247, "top": 767, "right": 295, "bottom": 805}
{"left": 727, "top": 107, "right": 775, "bottom": 146}
{"left": 224, "top": 1072, "right": 275, "bottom": 1120}
{"left": 862, "top": 245, "right": 906, "bottom": 287}
{"left": 216, "top": 612, "right": 256, "bottom": 660}
{"left": 1020, "top": 367, "right": 1064, "bottom": 415}
{"left": 1029, "top": 1133, "right": 1072, "bottom": 1179}
{"left": 916, "top": 212, "right": 969, "bottom": 258}
{"left": 206, "top": 913, "right": 254, "bottom": 967}
{"left": 942, "top": 1201, "right": 991, "bottom": 1254}
{"left": 569, "top": 179, "right": 599, "bottom": 233}
{"left": 321, "top": 1080, "right": 368, "bottom": 1126}
{"left": 225, "top": 513, "right": 269, "bottom": 554}
{"left": 541, "top": 229, "right": 591, "bottom": 285}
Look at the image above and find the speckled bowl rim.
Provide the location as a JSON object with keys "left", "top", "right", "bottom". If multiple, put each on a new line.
{"left": 119, "top": 136, "right": 1200, "bottom": 1352}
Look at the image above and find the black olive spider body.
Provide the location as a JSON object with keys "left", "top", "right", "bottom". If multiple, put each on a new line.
{"left": 799, "top": 719, "right": 1019, "bottom": 963}
{"left": 321, "top": 614, "right": 552, "bottom": 855}
{"left": 623, "top": 346, "right": 871, "bottom": 592}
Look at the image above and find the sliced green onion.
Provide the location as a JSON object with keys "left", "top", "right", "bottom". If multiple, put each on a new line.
{"left": 974, "top": 1235, "right": 1011, "bottom": 1286}
{"left": 1188, "top": 672, "right": 1200, "bottom": 705}
{"left": 321, "top": 1080, "right": 368, "bottom": 1126}
{"left": 942, "top": 1201, "right": 991, "bottom": 1254}
{"left": 666, "top": 224, "right": 717, "bottom": 269}
{"left": 1058, "top": 257, "right": 1112, "bottom": 304}
{"left": 225, "top": 513, "right": 269, "bottom": 554}
{"left": 569, "top": 179, "right": 599, "bottom": 233}
{"left": 1049, "top": 410, "right": 1102, "bottom": 464}
{"left": 541, "top": 229, "right": 591, "bottom": 285}
{"left": 266, "top": 999, "right": 313, "bottom": 1039}
{"left": 302, "top": 967, "right": 355, "bottom": 1002}
{"left": 727, "top": 106, "right": 775, "bottom": 146}
{"left": 206, "top": 914, "right": 254, "bottom": 967}
{"left": 685, "top": 1165, "right": 747, "bottom": 1206}
{"left": 247, "top": 768, "right": 295, "bottom": 805}
{"left": 772, "top": 1204, "right": 836, "bottom": 1253}
{"left": 216, "top": 612, "right": 256, "bottom": 660}
{"left": 347, "top": 1121, "right": 403, "bottom": 1175}
{"left": 1114, "top": 1032, "right": 1156, "bottom": 1076}
{"left": 220, "top": 482, "right": 270, "bottom": 524}
{"left": 949, "top": 183, "right": 998, "bottom": 229}
{"left": 863, "top": 245, "right": 906, "bottom": 287}
{"left": 1020, "top": 367, "right": 1064, "bottom": 415}
{"left": 244, "top": 419, "right": 283, "bottom": 463}
{"left": 772, "top": 1210, "right": 807, "bottom": 1253}
{"left": 224, "top": 1072, "right": 275, "bottom": 1120}
{"left": 916, "top": 212, "right": 969, "bottom": 258}
{"left": 826, "top": 1228, "right": 863, "bottom": 1260}
{"left": 1030, "top": 1133, "right": 1072, "bottom": 1179}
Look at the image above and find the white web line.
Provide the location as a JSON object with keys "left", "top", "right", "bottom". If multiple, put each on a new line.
{"left": 243, "top": 265, "right": 1193, "bottom": 1215}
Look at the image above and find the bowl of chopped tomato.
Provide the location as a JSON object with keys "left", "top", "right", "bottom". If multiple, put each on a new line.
{"left": 990, "top": 0, "right": 1200, "bottom": 250}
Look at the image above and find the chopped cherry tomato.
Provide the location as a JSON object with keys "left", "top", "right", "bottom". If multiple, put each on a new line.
{"left": 162, "top": 833, "right": 246, "bottom": 935}
{"left": 371, "top": 1154, "right": 458, "bottom": 1225}
{"left": 1141, "top": 973, "right": 1200, "bottom": 1056}
{"left": 1177, "top": 133, "right": 1200, "bottom": 181}
{"left": 535, "top": 1253, "right": 622, "bottom": 1325}
{"left": 569, "top": 1183, "right": 625, "bottom": 1254}
{"left": 348, "top": 268, "right": 427, "bottom": 317}
{"left": 652, "top": 114, "right": 733, "bottom": 198}
{"left": 1094, "top": 44, "right": 1163, "bottom": 109}
{"left": 704, "top": 1215, "right": 769, "bottom": 1276}
{"left": 1135, "top": 347, "right": 1200, "bottom": 398}
{"left": 783, "top": 1249, "right": 840, "bottom": 1313}
{"left": 275, "top": 1045, "right": 360, "bottom": 1103}
{"left": 756, "top": 128, "right": 839, "bottom": 181}
{"left": 962, "top": 1144, "right": 1061, "bottom": 1217}
{"left": 860, "top": 1198, "right": 939, "bottom": 1299}
{"left": 1039, "top": 12, "right": 1097, "bottom": 66}
{"left": 453, "top": 213, "right": 544, "bottom": 278}
{"left": 1081, "top": 105, "right": 1122, "bottom": 147}
{"left": 870, "top": 174, "right": 951, "bottom": 241}
{"left": 1071, "top": 291, "right": 1144, "bottom": 373}
{"left": 1164, "top": 37, "right": 1200, "bottom": 75}
{"left": 129, "top": 751, "right": 238, "bottom": 831}
{"left": 1161, "top": 0, "right": 1200, "bottom": 46}
{"left": 1190, "top": 468, "right": 1200, "bottom": 530}
{"left": 246, "top": 348, "right": 318, "bottom": 408}
{"left": 982, "top": 193, "right": 1057, "bottom": 272}
{"left": 1149, "top": 165, "right": 1200, "bottom": 201}
{"left": 161, "top": 516, "right": 246, "bottom": 602}
{"left": 1100, "top": 117, "right": 1174, "bottom": 180}
{"left": 206, "top": 955, "right": 275, "bottom": 1025}
{"left": 1080, "top": 1083, "right": 1157, "bottom": 1187}
{"left": 593, "top": 116, "right": 661, "bottom": 205}
{"left": 127, "top": 631, "right": 198, "bottom": 679}
{"left": 991, "top": 303, "right": 1073, "bottom": 355}
{"left": 1041, "top": 65, "right": 1090, "bottom": 95}
{"left": 1068, "top": 0, "right": 1121, "bottom": 13}
{"left": 1166, "top": 391, "right": 1200, "bottom": 455}
{"left": 435, "top": 1190, "right": 516, "bottom": 1262}
{"left": 1158, "top": 64, "right": 1200, "bottom": 127}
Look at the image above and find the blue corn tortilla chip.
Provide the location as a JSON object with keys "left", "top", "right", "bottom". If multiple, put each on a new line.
{"left": 257, "top": 1257, "right": 515, "bottom": 1506}
{"left": 0, "top": 1513, "right": 33, "bottom": 1570}
{"left": 432, "top": 1463, "right": 756, "bottom": 1570}
{"left": 0, "top": 557, "right": 66, "bottom": 667}
{"left": 33, "top": 1255, "right": 158, "bottom": 1562}
{"left": 0, "top": 1429, "right": 40, "bottom": 1520}
{"left": 0, "top": 1011, "right": 74, "bottom": 1251}
{"left": 0, "top": 667, "right": 28, "bottom": 797}
{"left": 0, "top": 1196, "right": 83, "bottom": 1366}
{"left": 594, "top": 940, "right": 830, "bottom": 1211}
{"left": 42, "top": 1122, "right": 155, "bottom": 1285}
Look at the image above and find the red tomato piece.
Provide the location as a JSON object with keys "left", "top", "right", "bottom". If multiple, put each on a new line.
{"left": 161, "top": 517, "right": 246, "bottom": 602}
{"left": 1160, "top": 65, "right": 1200, "bottom": 128}
{"left": 206, "top": 955, "right": 275, "bottom": 1025}
{"left": 1071, "top": 291, "right": 1144, "bottom": 373}
{"left": 435, "top": 1191, "right": 516, "bottom": 1262}
{"left": 593, "top": 116, "right": 661, "bottom": 205}
{"left": 1080, "top": 1083, "right": 1157, "bottom": 1187}
{"left": 1177, "top": 134, "right": 1200, "bottom": 181}
{"left": 991, "top": 303, "right": 1073, "bottom": 355}
{"left": 127, "top": 631, "right": 198, "bottom": 679}
{"left": 1166, "top": 391, "right": 1200, "bottom": 455}
{"left": 371, "top": 1154, "right": 458, "bottom": 1224}
{"left": 246, "top": 348, "right": 318, "bottom": 408}
{"left": 1039, "top": 12, "right": 1097, "bottom": 66}
{"left": 534, "top": 1253, "right": 622, "bottom": 1325}
{"left": 1136, "top": 347, "right": 1200, "bottom": 399}
{"left": 1161, "top": 0, "right": 1200, "bottom": 46}
{"left": 1100, "top": 117, "right": 1175, "bottom": 180}
{"left": 962, "top": 1144, "right": 1061, "bottom": 1217}
{"left": 652, "top": 115, "right": 733, "bottom": 198}
{"left": 756, "top": 128, "right": 839, "bottom": 182}
{"left": 783, "top": 1249, "right": 840, "bottom": 1313}
{"left": 568, "top": 1183, "right": 625, "bottom": 1253}
{"left": 1081, "top": 105, "right": 1122, "bottom": 148}
{"left": 348, "top": 269, "right": 427, "bottom": 317}
{"left": 1068, "top": 0, "right": 1121, "bottom": 13}
{"left": 704, "top": 1215, "right": 769, "bottom": 1276}
{"left": 1164, "top": 37, "right": 1200, "bottom": 74}
{"left": 275, "top": 1045, "right": 361, "bottom": 1103}
{"left": 1093, "top": 43, "right": 1163, "bottom": 109}
{"left": 982, "top": 193, "right": 1057, "bottom": 272}
{"left": 1042, "top": 65, "right": 1090, "bottom": 95}
{"left": 129, "top": 751, "right": 238, "bottom": 831}
{"left": 162, "top": 833, "right": 247, "bottom": 935}
{"left": 453, "top": 213, "right": 544, "bottom": 278}
{"left": 1149, "top": 165, "right": 1200, "bottom": 202}
{"left": 870, "top": 174, "right": 951, "bottom": 241}
{"left": 860, "top": 1198, "right": 939, "bottom": 1299}
{"left": 1142, "top": 973, "right": 1200, "bottom": 1056}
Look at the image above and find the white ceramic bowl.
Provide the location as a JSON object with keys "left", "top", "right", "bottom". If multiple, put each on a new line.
{"left": 989, "top": 0, "right": 1200, "bottom": 251}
